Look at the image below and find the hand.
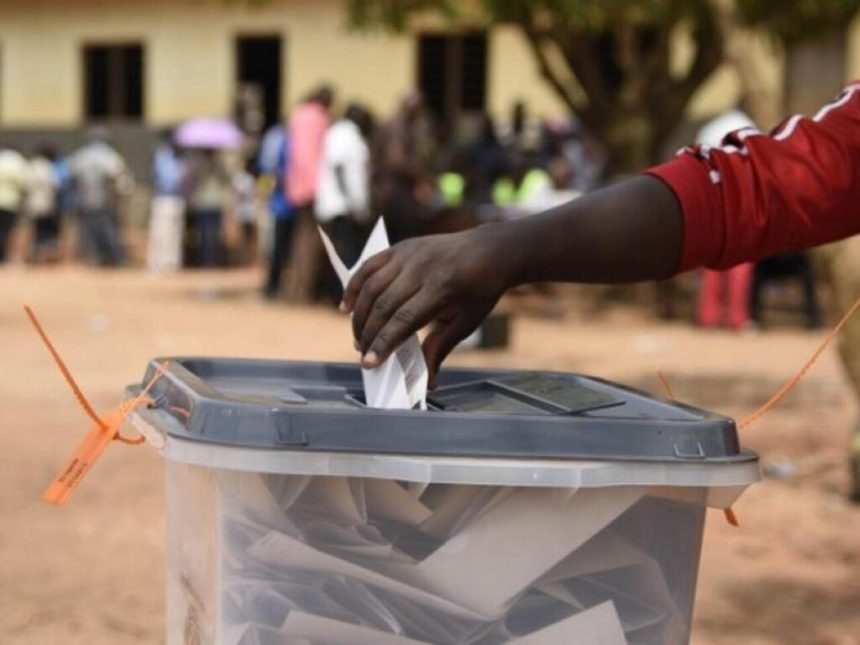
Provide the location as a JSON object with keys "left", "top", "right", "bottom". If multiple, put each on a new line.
{"left": 341, "top": 225, "right": 516, "bottom": 388}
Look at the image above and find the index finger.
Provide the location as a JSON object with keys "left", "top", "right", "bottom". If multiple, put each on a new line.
{"left": 340, "top": 250, "right": 392, "bottom": 313}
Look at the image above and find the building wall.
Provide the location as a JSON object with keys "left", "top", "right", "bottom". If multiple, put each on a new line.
{"left": 0, "top": 0, "right": 854, "bottom": 131}
{"left": 0, "top": 0, "right": 415, "bottom": 127}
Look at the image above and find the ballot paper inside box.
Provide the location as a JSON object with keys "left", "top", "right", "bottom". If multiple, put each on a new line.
{"left": 127, "top": 358, "right": 760, "bottom": 645}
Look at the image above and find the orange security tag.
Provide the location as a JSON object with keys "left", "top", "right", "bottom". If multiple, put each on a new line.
{"left": 41, "top": 397, "right": 153, "bottom": 505}
{"left": 24, "top": 306, "right": 167, "bottom": 505}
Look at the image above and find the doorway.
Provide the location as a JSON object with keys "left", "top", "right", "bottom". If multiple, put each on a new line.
{"left": 235, "top": 36, "right": 283, "bottom": 131}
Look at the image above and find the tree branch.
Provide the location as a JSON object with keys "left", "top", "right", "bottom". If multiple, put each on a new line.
{"left": 673, "top": 3, "right": 725, "bottom": 106}
{"left": 519, "top": 9, "right": 582, "bottom": 114}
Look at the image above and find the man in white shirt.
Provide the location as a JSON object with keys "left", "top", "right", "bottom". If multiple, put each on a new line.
{"left": 313, "top": 104, "right": 374, "bottom": 303}
{"left": 26, "top": 145, "right": 61, "bottom": 262}
{"left": 315, "top": 104, "right": 374, "bottom": 268}
{"left": 69, "top": 128, "right": 131, "bottom": 266}
{"left": 0, "top": 144, "right": 31, "bottom": 262}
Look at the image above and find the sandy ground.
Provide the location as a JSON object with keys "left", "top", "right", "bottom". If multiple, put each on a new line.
{"left": 2, "top": 265, "right": 859, "bottom": 644}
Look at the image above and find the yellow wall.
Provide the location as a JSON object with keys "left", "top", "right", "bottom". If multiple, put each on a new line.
{"left": 487, "top": 26, "right": 569, "bottom": 120}
{"left": 0, "top": 0, "right": 414, "bottom": 126}
{"left": 847, "top": 15, "right": 860, "bottom": 81}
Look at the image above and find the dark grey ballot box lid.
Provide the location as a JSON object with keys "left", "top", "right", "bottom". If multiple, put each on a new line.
{"left": 129, "top": 358, "right": 755, "bottom": 464}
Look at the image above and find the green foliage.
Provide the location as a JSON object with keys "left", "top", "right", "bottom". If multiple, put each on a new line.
{"left": 737, "top": 0, "right": 860, "bottom": 44}
{"left": 348, "top": 0, "right": 860, "bottom": 46}
{"left": 349, "top": 0, "right": 693, "bottom": 32}
{"left": 344, "top": 0, "right": 859, "bottom": 170}
{"left": 348, "top": 0, "right": 460, "bottom": 32}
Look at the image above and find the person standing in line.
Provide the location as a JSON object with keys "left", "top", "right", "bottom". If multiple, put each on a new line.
{"left": 316, "top": 104, "right": 375, "bottom": 263}
{"left": 26, "top": 145, "right": 61, "bottom": 263}
{"left": 52, "top": 152, "right": 75, "bottom": 262}
{"left": 370, "top": 92, "right": 435, "bottom": 244}
{"left": 0, "top": 144, "right": 31, "bottom": 262}
{"left": 69, "top": 128, "right": 131, "bottom": 267}
{"left": 694, "top": 107, "right": 758, "bottom": 330}
{"left": 260, "top": 123, "right": 294, "bottom": 298}
{"left": 316, "top": 104, "right": 375, "bottom": 304}
{"left": 233, "top": 159, "right": 259, "bottom": 265}
{"left": 285, "top": 85, "right": 335, "bottom": 301}
{"left": 183, "top": 148, "right": 230, "bottom": 268}
{"left": 147, "top": 130, "right": 186, "bottom": 273}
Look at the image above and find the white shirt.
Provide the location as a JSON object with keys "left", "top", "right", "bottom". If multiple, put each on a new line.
{"left": 315, "top": 119, "right": 369, "bottom": 223}
{"left": 69, "top": 141, "right": 127, "bottom": 210}
{"left": 0, "top": 149, "right": 30, "bottom": 212}
{"left": 696, "top": 109, "right": 757, "bottom": 147}
{"left": 26, "top": 157, "right": 59, "bottom": 218}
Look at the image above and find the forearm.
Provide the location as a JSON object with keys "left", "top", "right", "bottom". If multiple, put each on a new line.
{"left": 499, "top": 175, "right": 683, "bottom": 287}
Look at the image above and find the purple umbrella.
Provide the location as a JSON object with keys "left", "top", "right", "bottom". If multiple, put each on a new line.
{"left": 175, "top": 117, "right": 244, "bottom": 150}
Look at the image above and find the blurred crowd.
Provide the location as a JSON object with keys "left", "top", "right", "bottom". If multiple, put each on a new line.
{"left": 0, "top": 128, "right": 132, "bottom": 267}
{"left": 251, "top": 85, "right": 608, "bottom": 304}
{"left": 0, "top": 83, "right": 821, "bottom": 329}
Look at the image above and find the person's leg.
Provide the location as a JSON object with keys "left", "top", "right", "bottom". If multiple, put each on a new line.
{"left": 795, "top": 254, "right": 822, "bottom": 329}
{"left": 147, "top": 197, "right": 168, "bottom": 272}
{"left": 198, "top": 210, "right": 220, "bottom": 267}
{"left": 750, "top": 259, "right": 775, "bottom": 325}
{"left": 241, "top": 221, "right": 257, "bottom": 265}
{"left": 319, "top": 216, "right": 355, "bottom": 304}
{"left": 90, "top": 209, "right": 111, "bottom": 265}
{"left": 32, "top": 218, "right": 47, "bottom": 261}
{"left": 43, "top": 213, "right": 61, "bottom": 261}
{"left": 287, "top": 205, "right": 320, "bottom": 302}
{"left": 79, "top": 209, "right": 106, "bottom": 264}
{"left": 166, "top": 198, "right": 185, "bottom": 272}
{"left": 102, "top": 208, "right": 126, "bottom": 266}
{"left": 727, "top": 262, "right": 754, "bottom": 330}
{"left": 195, "top": 209, "right": 211, "bottom": 267}
{"left": 0, "top": 209, "right": 14, "bottom": 262}
{"left": 264, "top": 217, "right": 293, "bottom": 297}
{"left": 697, "top": 269, "right": 723, "bottom": 327}
{"left": 184, "top": 209, "right": 199, "bottom": 267}
{"left": 336, "top": 215, "right": 366, "bottom": 268}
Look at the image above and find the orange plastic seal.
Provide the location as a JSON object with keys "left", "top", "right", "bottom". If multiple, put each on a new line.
{"left": 41, "top": 397, "right": 153, "bottom": 505}
{"left": 24, "top": 306, "right": 168, "bottom": 506}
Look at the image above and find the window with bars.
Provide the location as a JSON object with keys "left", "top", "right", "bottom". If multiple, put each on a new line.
{"left": 417, "top": 33, "right": 487, "bottom": 122}
{"left": 83, "top": 44, "right": 144, "bottom": 121}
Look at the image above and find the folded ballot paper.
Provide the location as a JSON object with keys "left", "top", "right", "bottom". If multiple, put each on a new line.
{"left": 319, "top": 219, "right": 428, "bottom": 410}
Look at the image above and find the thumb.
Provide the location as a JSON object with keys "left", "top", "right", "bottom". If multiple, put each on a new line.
{"left": 422, "top": 313, "right": 477, "bottom": 390}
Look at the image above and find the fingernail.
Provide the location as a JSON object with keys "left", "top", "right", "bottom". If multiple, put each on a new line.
{"left": 363, "top": 351, "right": 379, "bottom": 367}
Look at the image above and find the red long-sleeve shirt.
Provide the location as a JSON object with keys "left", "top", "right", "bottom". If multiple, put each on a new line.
{"left": 647, "top": 82, "right": 860, "bottom": 273}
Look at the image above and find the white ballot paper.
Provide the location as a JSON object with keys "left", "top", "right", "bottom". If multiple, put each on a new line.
{"left": 319, "top": 218, "right": 428, "bottom": 410}
{"left": 412, "top": 486, "right": 645, "bottom": 616}
{"left": 228, "top": 612, "right": 430, "bottom": 645}
{"left": 512, "top": 600, "right": 627, "bottom": 645}
{"left": 246, "top": 530, "right": 488, "bottom": 621}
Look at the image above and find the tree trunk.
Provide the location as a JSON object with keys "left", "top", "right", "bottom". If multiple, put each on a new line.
{"left": 710, "top": 0, "right": 783, "bottom": 129}
{"left": 815, "top": 242, "right": 860, "bottom": 396}
{"left": 597, "top": 111, "right": 657, "bottom": 175}
{"left": 785, "top": 32, "right": 858, "bottom": 393}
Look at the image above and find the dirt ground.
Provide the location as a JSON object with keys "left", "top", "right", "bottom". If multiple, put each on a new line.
{"left": 2, "top": 265, "right": 859, "bottom": 644}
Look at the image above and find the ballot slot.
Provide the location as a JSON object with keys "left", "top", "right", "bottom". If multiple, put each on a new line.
{"left": 428, "top": 376, "right": 626, "bottom": 416}
{"left": 173, "top": 358, "right": 629, "bottom": 416}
